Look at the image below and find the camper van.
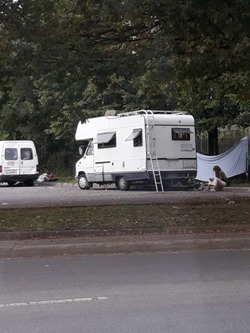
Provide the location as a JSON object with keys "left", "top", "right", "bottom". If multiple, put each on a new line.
{"left": 75, "top": 110, "right": 197, "bottom": 191}
{"left": 0, "top": 140, "right": 39, "bottom": 186}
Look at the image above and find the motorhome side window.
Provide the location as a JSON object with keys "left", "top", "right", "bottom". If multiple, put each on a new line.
{"left": 126, "top": 128, "right": 143, "bottom": 147}
{"left": 97, "top": 132, "right": 116, "bottom": 149}
{"left": 5, "top": 148, "right": 18, "bottom": 160}
{"left": 172, "top": 128, "right": 192, "bottom": 141}
{"left": 21, "top": 148, "right": 33, "bottom": 160}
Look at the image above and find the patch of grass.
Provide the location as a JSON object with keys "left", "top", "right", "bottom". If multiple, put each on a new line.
{"left": 56, "top": 176, "right": 76, "bottom": 183}
{"left": 0, "top": 199, "right": 250, "bottom": 233}
{"left": 230, "top": 181, "right": 250, "bottom": 187}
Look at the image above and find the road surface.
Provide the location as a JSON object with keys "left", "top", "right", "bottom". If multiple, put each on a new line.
{"left": 1, "top": 183, "right": 250, "bottom": 208}
{"left": 1, "top": 250, "right": 250, "bottom": 333}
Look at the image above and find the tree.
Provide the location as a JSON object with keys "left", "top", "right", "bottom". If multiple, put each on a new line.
{"left": 151, "top": 0, "right": 249, "bottom": 153}
{"left": 0, "top": 0, "right": 249, "bottom": 166}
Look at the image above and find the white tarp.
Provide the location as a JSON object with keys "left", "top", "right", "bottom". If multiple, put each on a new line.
{"left": 196, "top": 136, "right": 248, "bottom": 181}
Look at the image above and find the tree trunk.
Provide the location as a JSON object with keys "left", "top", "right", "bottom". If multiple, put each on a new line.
{"left": 208, "top": 128, "right": 218, "bottom": 155}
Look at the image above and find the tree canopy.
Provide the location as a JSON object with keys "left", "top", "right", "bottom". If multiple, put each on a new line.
{"left": 0, "top": 0, "right": 249, "bottom": 164}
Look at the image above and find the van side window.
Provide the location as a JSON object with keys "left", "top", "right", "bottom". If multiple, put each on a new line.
{"left": 21, "top": 148, "right": 33, "bottom": 160}
{"left": 172, "top": 128, "right": 192, "bottom": 141}
{"left": 97, "top": 132, "right": 116, "bottom": 149}
{"left": 5, "top": 148, "right": 18, "bottom": 160}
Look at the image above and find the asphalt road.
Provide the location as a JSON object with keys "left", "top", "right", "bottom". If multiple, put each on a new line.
{"left": 0, "top": 183, "right": 250, "bottom": 208}
{"left": 1, "top": 250, "right": 250, "bottom": 333}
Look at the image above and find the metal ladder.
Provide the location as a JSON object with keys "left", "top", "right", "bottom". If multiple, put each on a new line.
{"left": 146, "top": 111, "right": 164, "bottom": 192}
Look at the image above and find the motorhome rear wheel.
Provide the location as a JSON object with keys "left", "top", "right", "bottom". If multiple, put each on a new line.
{"left": 117, "top": 176, "right": 130, "bottom": 191}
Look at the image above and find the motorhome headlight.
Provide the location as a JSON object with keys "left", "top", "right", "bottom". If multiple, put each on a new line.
{"left": 183, "top": 160, "right": 196, "bottom": 168}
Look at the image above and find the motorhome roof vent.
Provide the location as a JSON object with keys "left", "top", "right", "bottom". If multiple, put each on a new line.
{"left": 105, "top": 110, "right": 117, "bottom": 116}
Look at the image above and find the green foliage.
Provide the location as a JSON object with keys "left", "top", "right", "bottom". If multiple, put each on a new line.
{"left": 157, "top": 0, "right": 250, "bottom": 129}
{"left": 0, "top": 132, "right": 8, "bottom": 140}
{"left": 0, "top": 0, "right": 249, "bottom": 167}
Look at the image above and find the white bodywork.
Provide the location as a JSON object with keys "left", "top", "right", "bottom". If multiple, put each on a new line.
{"left": 0, "top": 140, "right": 39, "bottom": 186}
{"left": 75, "top": 110, "right": 197, "bottom": 190}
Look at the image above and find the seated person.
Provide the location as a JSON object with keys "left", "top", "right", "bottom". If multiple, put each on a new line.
{"left": 37, "top": 171, "right": 57, "bottom": 182}
{"left": 206, "top": 165, "right": 228, "bottom": 191}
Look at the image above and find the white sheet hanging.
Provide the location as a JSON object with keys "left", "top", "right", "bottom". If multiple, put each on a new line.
{"left": 196, "top": 136, "right": 248, "bottom": 181}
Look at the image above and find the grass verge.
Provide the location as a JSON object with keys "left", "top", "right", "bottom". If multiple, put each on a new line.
{"left": 1, "top": 199, "right": 250, "bottom": 233}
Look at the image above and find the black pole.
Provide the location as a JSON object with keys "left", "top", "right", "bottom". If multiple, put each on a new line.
{"left": 208, "top": 128, "right": 218, "bottom": 155}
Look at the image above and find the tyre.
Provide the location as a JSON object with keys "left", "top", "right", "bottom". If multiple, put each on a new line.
{"left": 7, "top": 181, "right": 16, "bottom": 187}
{"left": 117, "top": 176, "right": 130, "bottom": 191}
{"left": 24, "top": 179, "right": 34, "bottom": 187}
{"left": 78, "top": 174, "right": 90, "bottom": 190}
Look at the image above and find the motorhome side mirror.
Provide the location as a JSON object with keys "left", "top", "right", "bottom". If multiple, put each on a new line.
{"left": 79, "top": 146, "right": 87, "bottom": 156}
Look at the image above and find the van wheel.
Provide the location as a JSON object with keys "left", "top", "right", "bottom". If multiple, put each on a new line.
{"left": 24, "top": 180, "right": 34, "bottom": 187}
{"left": 7, "top": 181, "right": 16, "bottom": 187}
{"left": 117, "top": 177, "right": 130, "bottom": 191}
{"left": 78, "top": 174, "right": 90, "bottom": 190}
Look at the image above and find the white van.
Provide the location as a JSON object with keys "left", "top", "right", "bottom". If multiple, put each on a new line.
{"left": 0, "top": 140, "right": 39, "bottom": 186}
{"left": 75, "top": 110, "right": 197, "bottom": 191}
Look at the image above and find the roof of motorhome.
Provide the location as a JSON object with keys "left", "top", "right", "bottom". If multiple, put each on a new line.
{"left": 116, "top": 110, "right": 188, "bottom": 116}
{"left": 75, "top": 110, "right": 195, "bottom": 141}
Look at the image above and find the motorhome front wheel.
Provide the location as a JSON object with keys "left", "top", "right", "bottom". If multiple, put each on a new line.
{"left": 78, "top": 174, "right": 90, "bottom": 190}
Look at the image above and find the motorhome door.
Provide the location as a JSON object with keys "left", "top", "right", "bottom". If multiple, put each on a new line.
{"left": 82, "top": 141, "right": 94, "bottom": 180}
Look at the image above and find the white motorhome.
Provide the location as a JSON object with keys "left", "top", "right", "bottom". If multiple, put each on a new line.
{"left": 0, "top": 140, "right": 39, "bottom": 186}
{"left": 75, "top": 110, "right": 197, "bottom": 191}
